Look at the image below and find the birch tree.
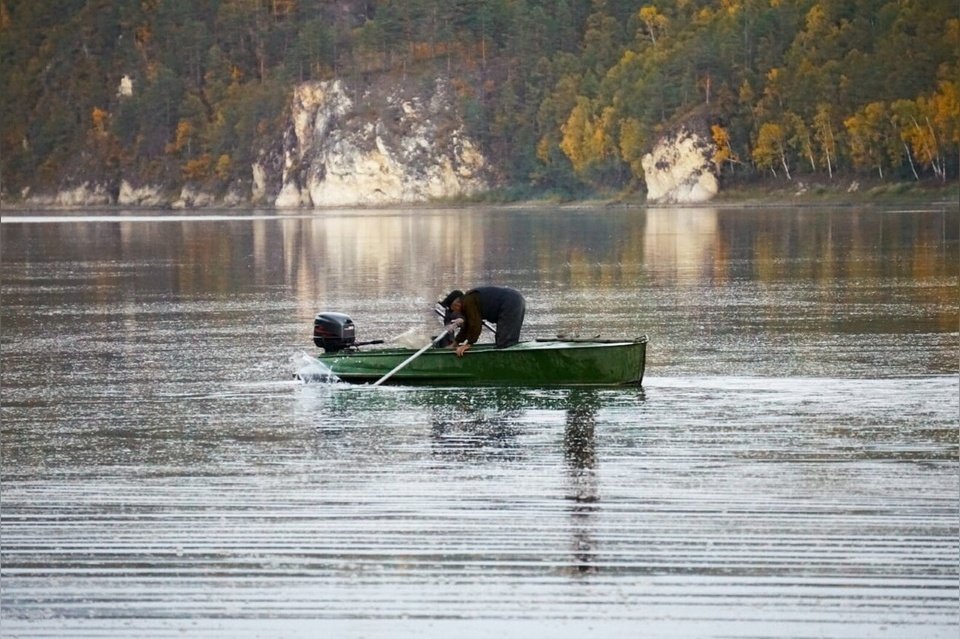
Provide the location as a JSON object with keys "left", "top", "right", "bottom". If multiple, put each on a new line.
{"left": 753, "top": 121, "right": 790, "bottom": 179}
{"left": 812, "top": 103, "right": 838, "bottom": 178}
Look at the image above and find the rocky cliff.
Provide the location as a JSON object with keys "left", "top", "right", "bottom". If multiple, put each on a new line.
{"left": 20, "top": 77, "right": 490, "bottom": 209}
{"left": 266, "top": 79, "right": 488, "bottom": 208}
{"left": 641, "top": 126, "right": 719, "bottom": 204}
{"left": 15, "top": 77, "right": 722, "bottom": 209}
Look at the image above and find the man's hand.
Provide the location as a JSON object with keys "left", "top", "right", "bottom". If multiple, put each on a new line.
{"left": 444, "top": 318, "right": 464, "bottom": 334}
{"left": 455, "top": 342, "right": 471, "bottom": 358}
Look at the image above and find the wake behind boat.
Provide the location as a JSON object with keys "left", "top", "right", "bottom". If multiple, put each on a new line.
{"left": 310, "top": 312, "right": 647, "bottom": 386}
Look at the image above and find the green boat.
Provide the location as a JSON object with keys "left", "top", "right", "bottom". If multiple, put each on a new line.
{"left": 309, "top": 311, "right": 647, "bottom": 386}
{"left": 316, "top": 338, "right": 647, "bottom": 386}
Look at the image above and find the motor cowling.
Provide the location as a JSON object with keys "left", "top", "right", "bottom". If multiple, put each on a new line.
{"left": 313, "top": 312, "right": 356, "bottom": 352}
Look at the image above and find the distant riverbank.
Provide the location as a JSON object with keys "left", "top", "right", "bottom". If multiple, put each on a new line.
{"left": 454, "top": 176, "right": 960, "bottom": 211}
{"left": 2, "top": 178, "right": 957, "bottom": 213}
{"left": 608, "top": 179, "right": 960, "bottom": 210}
{"left": 710, "top": 178, "right": 959, "bottom": 208}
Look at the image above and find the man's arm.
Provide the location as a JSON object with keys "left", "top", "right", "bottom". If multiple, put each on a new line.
{"left": 455, "top": 293, "right": 483, "bottom": 344}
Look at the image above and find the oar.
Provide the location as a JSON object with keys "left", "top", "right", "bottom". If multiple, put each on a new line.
{"left": 371, "top": 330, "right": 449, "bottom": 387}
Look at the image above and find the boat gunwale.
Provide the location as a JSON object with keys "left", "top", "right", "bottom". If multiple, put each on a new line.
{"left": 317, "top": 336, "right": 649, "bottom": 360}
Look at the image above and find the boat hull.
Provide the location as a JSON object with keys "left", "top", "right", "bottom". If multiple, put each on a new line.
{"left": 316, "top": 337, "right": 647, "bottom": 386}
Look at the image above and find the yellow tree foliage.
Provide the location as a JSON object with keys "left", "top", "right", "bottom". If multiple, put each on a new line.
{"left": 560, "top": 98, "right": 601, "bottom": 174}
{"left": 802, "top": 3, "right": 827, "bottom": 35}
{"left": 720, "top": 0, "right": 744, "bottom": 14}
{"left": 595, "top": 107, "right": 618, "bottom": 162}
{"left": 711, "top": 124, "right": 738, "bottom": 172}
{"left": 167, "top": 120, "right": 195, "bottom": 155}
{"left": 560, "top": 98, "right": 592, "bottom": 173}
{"left": 844, "top": 102, "right": 890, "bottom": 178}
{"left": 637, "top": 6, "right": 669, "bottom": 45}
{"left": 86, "top": 107, "right": 121, "bottom": 169}
{"left": 91, "top": 107, "right": 109, "bottom": 134}
{"left": 926, "top": 78, "right": 959, "bottom": 183}
{"left": 560, "top": 97, "right": 618, "bottom": 180}
{"left": 756, "top": 67, "right": 785, "bottom": 119}
{"left": 899, "top": 78, "right": 960, "bottom": 182}
{"left": 891, "top": 99, "right": 931, "bottom": 180}
{"left": 931, "top": 79, "right": 960, "bottom": 146}
{"left": 753, "top": 122, "right": 790, "bottom": 179}
{"left": 182, "top": 154, "right": 212, "bottom": 181}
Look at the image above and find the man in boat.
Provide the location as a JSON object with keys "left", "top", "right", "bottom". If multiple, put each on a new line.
{"left": 434, "top": 305, "right": 463, "bottom": 348}
{"left": 439, "top": 286, "right": 526, "bottom": 357}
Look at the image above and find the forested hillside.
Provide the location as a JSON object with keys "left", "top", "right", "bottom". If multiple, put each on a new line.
{"left": 1, "top": 0, "right": 957, "bottom": 201}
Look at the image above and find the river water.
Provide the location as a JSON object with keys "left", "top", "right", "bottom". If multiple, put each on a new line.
{"left": 1, "top": 205, "right": 957, "bottom": 638}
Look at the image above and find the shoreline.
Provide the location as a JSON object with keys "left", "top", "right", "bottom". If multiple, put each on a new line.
{"left": 2, "top": 180, "right": 957, "bottom": 214}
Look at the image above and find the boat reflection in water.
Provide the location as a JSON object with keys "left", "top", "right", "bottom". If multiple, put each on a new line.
{"left": 421, "top": 386, "right": 635, "bottom": 577}
{"left": 564, "top": 389, "right": 602, "bottom": 575}
{"left": 428, "top": 389, "right": 525, "bottom": 464}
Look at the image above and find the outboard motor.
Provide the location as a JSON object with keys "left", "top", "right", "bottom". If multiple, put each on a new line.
{"left": 313, "top": 312, "right": 356, "bottom": 352}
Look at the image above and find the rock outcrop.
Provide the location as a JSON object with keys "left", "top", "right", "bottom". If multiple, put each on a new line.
{"left": 171, "top": 185, "right": 215, "bottom": 209}
{"left": 20, "top": 182, "right": 113, "bottom": 207}
{"left": 265, "top": 79, "right": 488, "bottom": 208}
{"left": 118, "top": 181, "right": 166, "bottom": 207}
{"left": 642, "top": 126, "right": 718, "bottom": 204}
{"left": 18, "top": 77, "right": 488, "bottom": 209}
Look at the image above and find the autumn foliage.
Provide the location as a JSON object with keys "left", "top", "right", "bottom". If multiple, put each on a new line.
{"left": 1, "top": 0, "right": 957, "bottom": 198}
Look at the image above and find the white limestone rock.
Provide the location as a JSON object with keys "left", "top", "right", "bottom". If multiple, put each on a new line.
{"left": 251, "top": 163, "right": 268, "bottom": 203}
{"left": 48, "top": 183, "right": 112, "bottom": 207}
{"left": 117, "top": 75, "right": 134, "bottom": 97}
{"left": 275, "top": 78, "right": 488, "bottom": 208}
{"left": 118, "top": 181, "right": 165, "bottom": 206}
{"left": 642, "top": 128, "right": 718, "bottom": 204}
{"left": 172, "top": 185, "right": 214, "bottom": 209}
